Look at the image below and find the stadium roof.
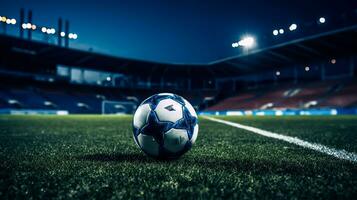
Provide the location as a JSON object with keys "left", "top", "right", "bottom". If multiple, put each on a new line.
{"left": 208, "top": 24, "right": 357, "bottom": 77}
{"left": 0, "top": 24, "right": 356, "bottom": 78}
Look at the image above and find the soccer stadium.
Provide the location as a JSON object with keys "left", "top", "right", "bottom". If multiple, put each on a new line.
{"left": 0, "top": 1, "right": 357, "bottom": 199}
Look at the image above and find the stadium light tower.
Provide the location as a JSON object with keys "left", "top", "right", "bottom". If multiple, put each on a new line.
{"left": 20, "top": 9, "right": 24, "bottom": 38}
{"left": 65, "top": 20, "right": 69, "bottom": 47}
{"left": 27, "top": 10, "right": 32, "bottom": 40}
{"left": 58, "top": 18, "right": 63, "bottom": 46}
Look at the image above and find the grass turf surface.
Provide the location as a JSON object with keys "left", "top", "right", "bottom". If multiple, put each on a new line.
{"left": 0, "top": 115, "right": 356, "bottom": 199}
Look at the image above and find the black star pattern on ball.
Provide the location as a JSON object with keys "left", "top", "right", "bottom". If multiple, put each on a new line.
{"left": 140, "top": 110, "right": 173, "bottom": 145}
{"left": 173, "top": 107, "right": 197, "bottom": 139}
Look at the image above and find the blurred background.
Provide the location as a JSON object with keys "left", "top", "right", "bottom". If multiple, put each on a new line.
{"left": 0, "top": 0, "right": 357, "bottom": 115}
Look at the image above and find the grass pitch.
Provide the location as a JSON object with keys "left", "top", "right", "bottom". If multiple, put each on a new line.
{"left": 0, "top": 115, "right": 356, "bottom": 199}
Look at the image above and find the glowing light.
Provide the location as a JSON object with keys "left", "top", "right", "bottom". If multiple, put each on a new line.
{"left": 238, "top": 36, "right": 255, "bottom": 48}
{"left": 60, "top": 32, "right": 66, "bottom": 37}
{"left": 232, "top": 42, "right": 238, "bottom": 48}
{"left": 289, "top": 24, "right": 297, "bottom": 31}
{"left": 25, "top": 23, "right": 31, "bottom": 29}
{"left": 31, "top": 24, "right": 36, "bottom": 30}
{"left": 68, "top": 33, "right": 78, "bottom": 39}
{"left": 6, "top": 19, "right": 11, "bottom": 24}
{"left": 106, "top": 77, "right": 111, "bottom": 81}
{"left": 319, "top": 17, "right": 326, "bottom": 24}
{"left": 22, "top": 23, "right": 27, "bottom": 29}
{"left": 273, "top": 29, "right": 279, "bottom": 36}
{"left": 232, "top": 36, "right": 256, "bottom": 48}
{"left": 10, "top": 18, "right": 16, "bottom": 25}
{"left": 46, "top": 28, "right": 55, "bottom": 34}
{"left": 276, "top": 71, "right": 281, "bottom": 76}
{"left": 279, "top": 29, "right": 284, "bottom": 34}
{"left": 41, "top": 27, "right": 47, "bottom": 33}
{"left": 0, "top": 16, "right": 6, "bottom": 22}
{"left": 305, "top": 66, "right": 310, "bottom": 71}
{"left": 331, "top": 58, "right": 336, "bottom": 64}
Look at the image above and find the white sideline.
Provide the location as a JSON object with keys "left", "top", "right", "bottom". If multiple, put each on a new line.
{"left": 202, "top": 116, "right": 357, "bottom": 163}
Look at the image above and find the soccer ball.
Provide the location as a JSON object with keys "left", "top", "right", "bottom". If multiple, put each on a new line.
{"left": 132, "top": 93, "right": 199, "bottom": 159}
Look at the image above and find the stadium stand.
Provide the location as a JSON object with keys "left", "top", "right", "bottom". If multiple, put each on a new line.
{"left": 0, "top": 23, "right": 356, "bottom": 114}
{"left": 206, "top": 79, "right": 357, "bottom": 111}
{"left": 0, "top": 78, "right": 215, "bottom": 114}
{"left": 319, "top": 80, "right": 357, "bottom": 107}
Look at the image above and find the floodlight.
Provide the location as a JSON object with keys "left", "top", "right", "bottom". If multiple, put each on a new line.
{"left": 289, "top": 24, "right": 297, "bottom": 31}
{"left": 319, "top": 17, "right": 326, "bottom": 24}
{"left": 238, "top": 36, "right": 255, "bottom": 48}
{"left": 46, "top": 28, "right": 55, "bottom": 34}
{"left": 231, "top": 42, "right": 238, "bottom": 48}
{"left": 26, "top": 23, "right": 31, "bottom": 29}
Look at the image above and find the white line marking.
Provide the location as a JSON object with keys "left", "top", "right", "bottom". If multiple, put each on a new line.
{"left": 203, "top": 116, "right": 357, "bottom": 163}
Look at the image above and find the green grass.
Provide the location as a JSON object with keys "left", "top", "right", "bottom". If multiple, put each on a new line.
{"left": 0, "top": 115, "right": 356, "bottom": 199}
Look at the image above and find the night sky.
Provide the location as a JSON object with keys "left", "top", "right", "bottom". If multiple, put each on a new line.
{"left": 1, "top": 0, "right": 356, "bottom": 64}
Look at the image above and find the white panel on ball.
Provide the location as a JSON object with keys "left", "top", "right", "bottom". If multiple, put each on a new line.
{"left": 183, "top": 99, "right": 197, "bottom": 117}
{"left": 133, "top": 103, "right": 151, "bottom": 128}
{"left": 191, "top": 124, "right": 199, "bottom": 144}
{"left": 163, "top": 128, "right": 189, "bottom": 153}
{"left": 155, "top": 99, "right": 183, "bottom": 123}
{"left": 137, "top": 133, "right": 159, "bottom": 156}
{"left": 158, "top": 93, "right": 174, "bottom": 96}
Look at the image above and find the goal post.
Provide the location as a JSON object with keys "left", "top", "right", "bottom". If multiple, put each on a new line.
{"left": 101, "top": 100, "right": 137, "bottom": 115}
